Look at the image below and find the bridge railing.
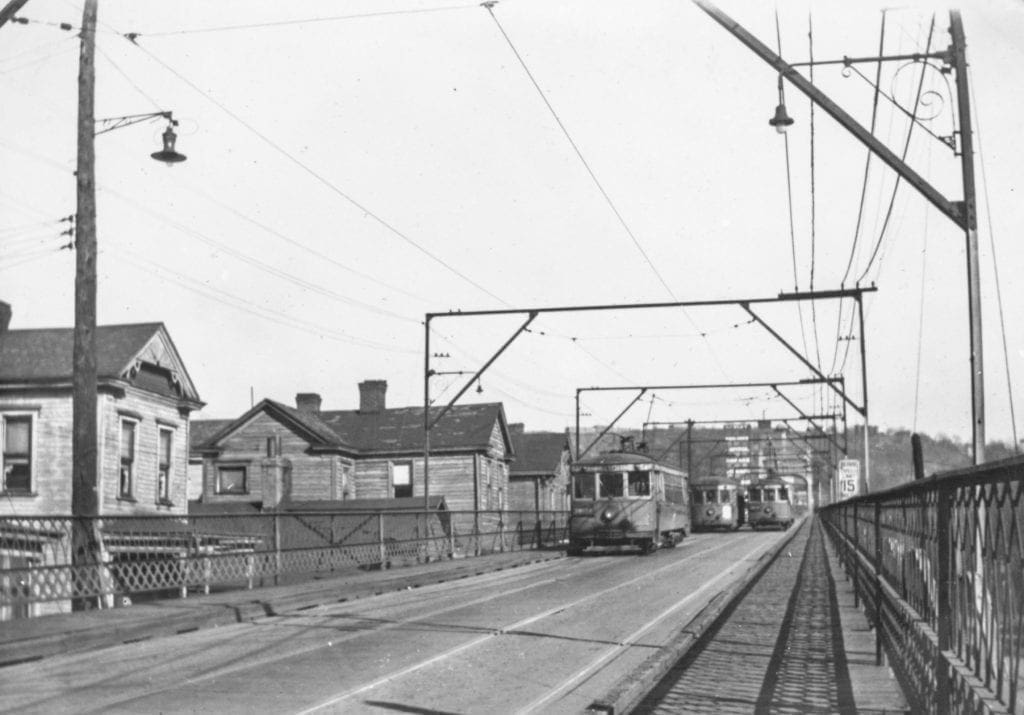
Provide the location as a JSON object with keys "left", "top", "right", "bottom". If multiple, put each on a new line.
{"left": 819, "top": 456, "right": 1024, "bottom": 714}
{"left": 0, "top": 508, "right": 569, "bottom": 621}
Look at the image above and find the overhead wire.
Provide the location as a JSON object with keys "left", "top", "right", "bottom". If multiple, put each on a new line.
{"left": 855, "top": 16, "right": 936, "bottom": 286}
{"left": 124, "top": 39, "right": 510, "bottom": 307}
{"left": 135, "top": 5, "right": 477, "bottom": 38}
{"left": 831, "top": 10, "right": 887, "bottom": 375}
{"left": 481, "top": 2, "right": 729, "bottom": 380}
{"left": 912, "top": 146, "right": 932, "bottom": 433}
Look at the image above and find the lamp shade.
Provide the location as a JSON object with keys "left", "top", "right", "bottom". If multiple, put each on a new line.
{"left": 150, "top": 125, "right": 187, "bottom": 164}
{"left": 768, "top": 103, "right": 794, "bottom": 134}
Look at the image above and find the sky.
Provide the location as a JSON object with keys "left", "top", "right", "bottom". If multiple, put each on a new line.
{"left": 1, "top": 0, "right": 1022, "bottom": 451}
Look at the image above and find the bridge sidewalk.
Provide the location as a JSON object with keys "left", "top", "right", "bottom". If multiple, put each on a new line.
{"left": 0, "top": 549, "right": 563, "bottom": 668}
{"left": 623, "top": 517, "right": 909, "bottom": 714}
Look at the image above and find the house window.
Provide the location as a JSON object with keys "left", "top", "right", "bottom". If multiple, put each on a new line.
{"left": 119, "top": 419, "right": 137, "bottom": 499}
{"left": 392, "top": 462, "right": 412, "bottom": 499}
{"left": 157, "top": 428, "right": 173, "bottom": 504}
{"left": 217, "top": 466, "right": 247, "bottom": 494}
{"left": 2, "top": 415, "right": 32, "bottom": 494}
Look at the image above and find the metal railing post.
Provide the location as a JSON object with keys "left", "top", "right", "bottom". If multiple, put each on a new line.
{"left": 874, "top": 499, "right": 883, "bottom": 666}
{"left": 936, "top": 481, "right": 953, "bottom": 714}
{"left": 853, "top": 501, "right": 860, "bottom": 609}
{"left": 378, "top": 512, "right": 386, "bottom": 568}
{"left": 273, "top": 512, "right": 282, "bottom": 585}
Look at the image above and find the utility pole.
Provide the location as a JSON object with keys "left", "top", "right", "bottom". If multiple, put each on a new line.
{"left": 71, "top": 0, "right": 100, "bottom": 609}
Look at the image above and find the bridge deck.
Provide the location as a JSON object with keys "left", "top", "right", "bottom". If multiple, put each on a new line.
{"left": 635, "top": 518, "right": 908, "bottom": 714}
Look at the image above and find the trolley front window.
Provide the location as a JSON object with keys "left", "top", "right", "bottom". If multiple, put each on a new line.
{"left": 573, "top": 473, "right": 596, "bottom": 499}
{"left": 778, "top": 486, "right": 789, "bottom": 500}
{"left": 627, "top": 470, "right": 651, "bottom": 497}
{"left": 763, "top": 487, "right": 777, "bottom": 501}
{"left": 702, "top": 489, "right": 717, "bottom": 503}
{"left": 599, "top": 472, "right": 624, "bottom": 497}
{"left": 748, "top": 488, "right": 762, "bottom": 501}
{"left": 718, "top": 488, "right": 733, "bottom": 502}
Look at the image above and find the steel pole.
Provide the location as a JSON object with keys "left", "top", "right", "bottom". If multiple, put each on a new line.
{"left": 423, "top": 317, "right": 431, "bottom": 509}
{"left": 950, "top": 10, "right": 985, "bottom": 464}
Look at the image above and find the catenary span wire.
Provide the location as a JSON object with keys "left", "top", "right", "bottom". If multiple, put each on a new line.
{"left": 855, "top": 16, "right": 936, "bottom": 286}
{"left": 97, "top": 181, "right": 422, "bottom": 324}
{"left": 125, "top": 41, "right": 510, "bottom": 308}
{"left": 2, "top": 29, "right": 435, "bottom": 311}
{"left": 969, "top": 68, "right": 1019, "bottom": 451}
{"left": 772, "top": 9, "right": 811, "bottom": 377}
{"left": 111, "top": 246, "right": 419, "bottom": 354}
{"left": 136, "top": 4, "right": 477, "bottom": 37}
{"left": 180, "top": 182, "right": 435, "bottom": 306}
{"left": 482, "top": 3, "right": 674, "bottom": 301}
{"left": 0, "top": 134, "right": 422, "bottom": 326}
{"left": 807, "top": 13, "right": 823, "bottom": 418}
{"left": 94, "top": 40, "right": 161, "bottom": 110}
{"left": 480, "top": 2, "right": 729, "bottom": 381}
{"left": 831, "top": 11, "right": 887, "bottom": 374}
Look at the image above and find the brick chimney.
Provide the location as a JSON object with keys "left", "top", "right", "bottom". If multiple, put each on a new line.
{"left": 295, "top": 393, "right": 322, "bottom": 414}
{"left": 358, "top": 380, "right": 387, "bottom": 413}
{"left": 0, "top": 301, "right": 10, "bottom": 334}
{"left": 509, "top": 423, "right": 525, "bottom": 435}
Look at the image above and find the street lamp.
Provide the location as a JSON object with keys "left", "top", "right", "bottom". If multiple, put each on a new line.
{"left": 94, "top": 111, "right": 188, "bottom": 164}
{"left": 768, "top": 76, "right": 794, "bottom": 133}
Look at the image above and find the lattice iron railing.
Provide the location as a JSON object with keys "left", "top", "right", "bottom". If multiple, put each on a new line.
{"left": 820, "top": 456, "right": 1024, "bottom": 714}
{"left": 0, "top": 509, "right": 569, "bottom": 621}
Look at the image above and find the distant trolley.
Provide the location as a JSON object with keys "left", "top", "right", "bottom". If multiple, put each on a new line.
{"left": 568, "top": 444, "right": 690, "bottom": 555}
{"left": 689, "top": 475, "right": 744, "bottom": 531}
{"left": 744, "top": 477, "right": 794, "bottom": 530}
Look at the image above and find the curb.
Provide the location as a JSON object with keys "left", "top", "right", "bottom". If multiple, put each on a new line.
{"left": 586, "top": 519, "right": 807, "bottom": 714}
{"left": 0, "top": 550, "right": 564, "bottom": 668}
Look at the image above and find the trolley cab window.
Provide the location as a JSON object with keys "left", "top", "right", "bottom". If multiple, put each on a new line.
{"left": 747, "top": 488, "right": 762, "bottom": 501}
{"left": 573, "top": 473, "right": 596, "bottom": 499}
{"left": 599, "top": 472, "right": 624, "bottom": 497}
{"left": 627, "top": 470, "right": 651, "bottom": 497}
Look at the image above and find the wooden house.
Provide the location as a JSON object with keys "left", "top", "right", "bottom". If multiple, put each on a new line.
{"left": 0, "top": 302, "right": 204, "bottom": 517}
{"left": 507, "top": 424, "right": 572, "bottom": 514}
{"left": 191, "top": 380, "right": 514, "bottom": 513}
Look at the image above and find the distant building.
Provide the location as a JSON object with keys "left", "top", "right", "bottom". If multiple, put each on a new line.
{"left": 191, "top": 379, "right": 514, "bottom": 513}
{"left": 507, "top": 424, "right": 571, "bottom": 513}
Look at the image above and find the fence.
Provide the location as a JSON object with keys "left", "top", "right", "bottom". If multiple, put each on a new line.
{"left": 819, "top": 455, "right": 1024, "bottom": 714}
{"left": 0, "top": 508, "right": 569, "bottom": 620}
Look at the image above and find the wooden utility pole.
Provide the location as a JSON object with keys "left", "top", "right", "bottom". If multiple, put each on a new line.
{"left": 71, "top": 0, "right": 100, "bottom": 609}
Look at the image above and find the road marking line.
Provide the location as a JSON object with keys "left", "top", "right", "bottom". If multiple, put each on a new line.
{"left": 295, "top": 537, "right": 750, "bottom": 714}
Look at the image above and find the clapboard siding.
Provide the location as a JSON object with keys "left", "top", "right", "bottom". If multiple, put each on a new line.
{"left": 201, "top": 412, "right": 354, "bottom": 506}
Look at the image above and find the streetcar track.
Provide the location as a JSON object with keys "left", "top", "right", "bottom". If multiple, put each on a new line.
{"left": 295, "top": 535, "right": 765, "bottom": 714}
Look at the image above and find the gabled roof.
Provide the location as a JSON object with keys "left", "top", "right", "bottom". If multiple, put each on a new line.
{"left": 0, "top": 322, "right": 202, "bottom": 404}
{"left": 193, "top": 400, "right": 513, "bottom": 458}
{"left": 195, "top": 399, "right": 355, "bottom": 453}
{"left": 189, "top": 419, "right": 232, "bottom": 454}
{"left": 318, "top": 403, "right": 511, "bottom": 455}
{"left": 510, "top": 431, "right": 569, "bottom": 475}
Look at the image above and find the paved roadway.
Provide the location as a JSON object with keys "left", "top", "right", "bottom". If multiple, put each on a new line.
{"left": 0, "top": 529, "right": 793, "bottom": 714}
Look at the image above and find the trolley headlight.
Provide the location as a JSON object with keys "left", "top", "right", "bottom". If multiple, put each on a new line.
{"left": 600, "top": 508, "right": 616, "bottom": 523}
{"left": 705, "top": 507, "right": 715, "bottom": 517}
{"left": 764, "top": 506, "right": 773, "bottom": 514}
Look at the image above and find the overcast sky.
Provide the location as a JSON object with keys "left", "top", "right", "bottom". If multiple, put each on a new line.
{"left": 2, "top": 0, "right": 1022, "bottom": 448}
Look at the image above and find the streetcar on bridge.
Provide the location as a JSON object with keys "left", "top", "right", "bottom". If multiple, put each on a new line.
{"left": 568, "top": 439, "right": 690, "bottom": 555}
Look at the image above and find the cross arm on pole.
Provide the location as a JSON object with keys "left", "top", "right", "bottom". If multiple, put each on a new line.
{"left": 427, "top": 311, "right": 537, "bottom": 432}
{"left": 772, "top": 388, "right": 846, "bottom": 455}
{"left": 742, "top": 303, "right": 865, "bottom": 416}
{"left": 692, "top": 0, "right": 966, "bottom": 230}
